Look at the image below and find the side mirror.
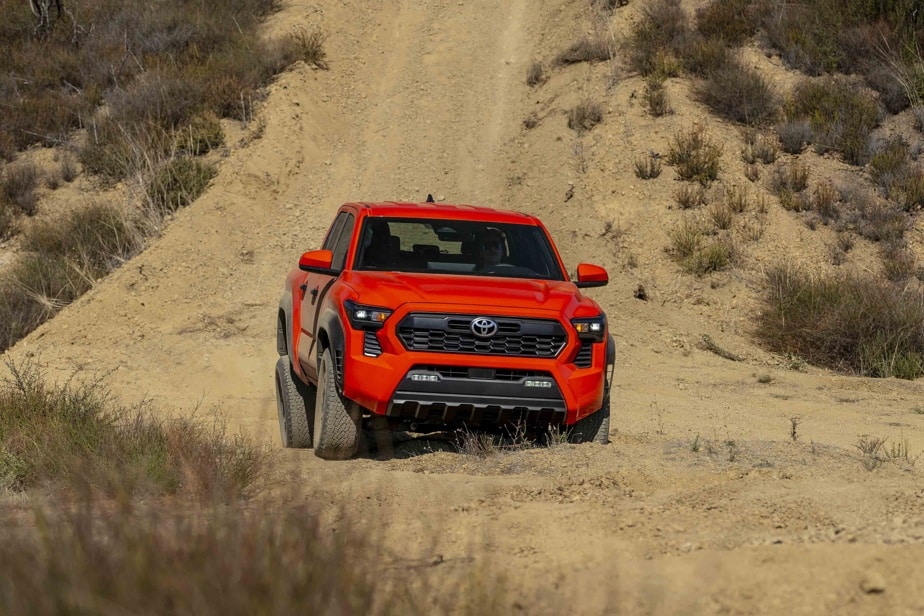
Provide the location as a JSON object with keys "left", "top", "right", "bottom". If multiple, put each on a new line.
{"left": 298, "top": 249, "right": 335, "bottom": 274}
{"left": 574, "top": 263, "right": 608, "bottom": 288}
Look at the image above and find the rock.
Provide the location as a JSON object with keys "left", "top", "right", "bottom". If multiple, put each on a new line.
{"left": 860, "top": 572, "right": 886, "bottom": 594}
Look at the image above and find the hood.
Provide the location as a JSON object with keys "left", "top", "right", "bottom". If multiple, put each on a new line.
{"left": 340, "top": 271, "right": 598, "bottom": 316}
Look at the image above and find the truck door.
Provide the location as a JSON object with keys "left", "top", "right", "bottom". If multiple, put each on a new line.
{"left": 297, "top": 211, "right": 355, "bottom": 381}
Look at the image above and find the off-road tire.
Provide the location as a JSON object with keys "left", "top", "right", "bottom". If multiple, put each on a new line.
{"left": 314, "top": 347, "right": 361, "bottom": 460}
{"left": 275, "top": 356, "right": 315, "bottom": 448}
{"left": 568, "top": 390, "right": 610, "bottom": 444}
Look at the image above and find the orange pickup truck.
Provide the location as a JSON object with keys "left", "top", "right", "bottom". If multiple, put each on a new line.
{"left": 276, "top": 200, "right": 614, "bottom": 459}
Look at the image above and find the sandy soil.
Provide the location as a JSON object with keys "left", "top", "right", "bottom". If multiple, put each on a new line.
{"left": 5, "top": 0, "right": 924, "bottom": 613}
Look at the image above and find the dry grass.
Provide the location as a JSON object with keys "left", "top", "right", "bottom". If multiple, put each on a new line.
{"left": 757, "top": 265, "right": 924, "bottom": 379}
{"left": 0, "top": 202, "right": 143, "bottom": 353}
{"left": 0, "top": 362, "right": 267, "bottom": 497}
{"left": 554, "top": 36, "right": 611, "bottom": 65}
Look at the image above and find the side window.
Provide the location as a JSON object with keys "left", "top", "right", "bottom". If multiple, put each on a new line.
{"left": 322, "top": 213, "right": 348, "bottom": 251}
{"left": 330, "top": 213, "right": 355, "bottom": 271}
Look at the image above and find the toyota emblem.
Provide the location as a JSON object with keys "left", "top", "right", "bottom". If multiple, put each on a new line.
{"left": 470, "top": 317, "right": 498, "bottom": 338}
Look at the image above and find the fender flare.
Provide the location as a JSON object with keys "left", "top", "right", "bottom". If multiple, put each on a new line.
{"left": 316, "top": 308, "right": 346, "bottom": 385}
{"left": 605, "top": 334, "right": 616, "bottom": 392}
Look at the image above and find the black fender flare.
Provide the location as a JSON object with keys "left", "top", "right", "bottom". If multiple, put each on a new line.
{"left": 605, "top": 334, "right": 616, "bottom": 392}
{"left": 316, "top": 307, "right": 346, "bottom": 385}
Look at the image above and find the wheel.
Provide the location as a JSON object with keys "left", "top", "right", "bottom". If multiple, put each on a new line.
{"left": 313, "top": 347, "right": 361, "bottom": 460}
{"left": 568, "top": 389, "right": 610, "bottom": 445}
{"left": 275, "top": 356, "right": 315, "bottom": 448}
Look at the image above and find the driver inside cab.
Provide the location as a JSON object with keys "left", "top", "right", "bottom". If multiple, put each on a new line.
{"left": 475, "top": 227, "right": 506, "bottom": 271}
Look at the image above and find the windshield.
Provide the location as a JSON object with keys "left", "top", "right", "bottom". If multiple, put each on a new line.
{"left": 353, "top": 217, "right": 565, "bottom": 281}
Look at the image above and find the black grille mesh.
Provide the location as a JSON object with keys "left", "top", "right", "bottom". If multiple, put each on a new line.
{"left": 398, "top": 314, "right": 566, "bottom": 358}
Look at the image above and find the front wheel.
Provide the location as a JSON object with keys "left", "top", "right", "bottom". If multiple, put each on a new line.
{"left": 275, "top": 357, "right": 315, "bottom": 448}
{"left": 313, "top": 348, "right": 361, "bottom": 460}
{"left": 568, "top": 390, "right": 610, "bottom": 445}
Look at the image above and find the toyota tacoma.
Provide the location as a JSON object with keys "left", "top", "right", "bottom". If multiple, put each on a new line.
{"left": 276, "top": 200, "right": 614, "bottom": 459}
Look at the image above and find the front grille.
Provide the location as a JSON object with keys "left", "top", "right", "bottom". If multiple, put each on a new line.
{"left": 397, "top": 313, "right": 566, "bottom": 358}
{"left": 363, "top": 331, "right": 382, "bottom": 357}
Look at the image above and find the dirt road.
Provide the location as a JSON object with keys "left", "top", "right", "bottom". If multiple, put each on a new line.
{"left": 7, "top": 0, "right": 924, "bottom": 613}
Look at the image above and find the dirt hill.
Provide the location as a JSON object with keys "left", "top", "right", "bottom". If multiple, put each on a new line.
{"left": 5, "top": 0, "right": 924, "bottom": 613}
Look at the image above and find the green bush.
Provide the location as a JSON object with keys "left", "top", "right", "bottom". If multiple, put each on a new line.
{"left": 757, "top": 265, "right": 924, "bottom": 379}
{"left": 667, "top": 124, "right": 723, "bottom": 185}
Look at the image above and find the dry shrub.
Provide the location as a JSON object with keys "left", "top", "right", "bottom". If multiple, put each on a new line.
{"left": 666, "top": 124, "right": 723, "bottom": 185}
{"left": 626, "top": 0, "right": 689, "bottom": 76}
{"left": 2, "top": 162, "right": 40, "bottom": 216}
{"left": 914, "top": 106, "right": 924, "bottom": 132}
{"left": 842, "top": 187, "right": 910, "bottom": 243}
{"left": 868, "top": 135, "right": 910, "bottom": 189}
{"left": 776, "top": 119, "right": 812, "bottom": 154}
{"left": 644, "top": 76, "right": 673, "bottom": 116}
{"left": 554, "top": 36, "right": 611, "bottom": 65}
{"left": 683, "top": 36, "right": 729, "bottom": 76}
{"left": 178, "top": 112, "right": 225, "bottom": 156}
{"left": 812, "top": 181, "right": 840, "bottom": 222}
{"left": 526, "top": 61, "right": 547, "bottom": 87}
{"left": 80, "top": 119, "right": 173, "bottom": 182}
{"left": 757, "top": 265, "right": 924, "bottom": 379}
{"left": 724, "top": 184, "right": 749, "bottom": 213}
{"left": 770, "top": 160, "right": 810, "bottom": 194}
{"left": 891, "top": 165, "right": 924, "bottom": 211}
{"left": 695, "top": 0, "right": 758, "bottom": 45}
{"left": 285, "top": 26, "right": 329, "bottom": 70}
{"left": 567, "top": 101, "right": 603, "bottom": 132}
{"left": 760, "top": 3, "right": 843, "bottom": 75}
{"left": 0, "top": 201, "right": 13, "bottom": 239}
{"left": 634, "top": 155, "right": 662, "bottom": 179}
{"left": 667, "top": 217, "right": 703, "bottom": 260}
{"left": 708, "top": 201, "right": 734, "bottom": 230}
{"left": 787, "top": 77, "right": 881, "bottom": 165}
{"left": 880, "top": 242, "right": 917, "bottom": 282}
{"left": 741, "top": 131, "right": 778, "bottom": 164}
{"left": 673, "top": 183, "right": 705, "bottom": 209}
{"left": 698, "top": 57, "right": 777, "bottom": 125}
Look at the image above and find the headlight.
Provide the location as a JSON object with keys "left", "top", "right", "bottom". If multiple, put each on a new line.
{"left": 571, "top": 315, "right": 606, "bottom": 342}
{"left": 344, "top": 300, "right": 392, "bottom": 330}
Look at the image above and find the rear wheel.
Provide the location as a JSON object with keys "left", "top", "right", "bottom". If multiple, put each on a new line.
{"left": 275, "top": 357, "right": 315, "bottom": 448}
{"left": 568, "top": 390, "right": 610, "bottom": 445}
{"left": 313, "top": 348, "right": 361, "bottom": 460}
